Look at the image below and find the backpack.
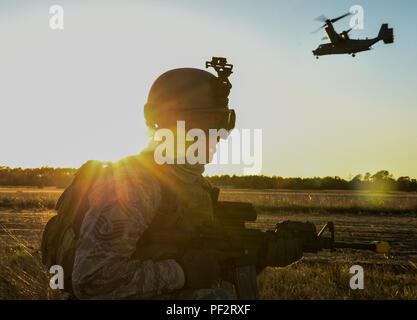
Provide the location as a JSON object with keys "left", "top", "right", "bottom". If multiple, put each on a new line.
{"left": 41, "top": 159, "right": 112, "bottom": 292}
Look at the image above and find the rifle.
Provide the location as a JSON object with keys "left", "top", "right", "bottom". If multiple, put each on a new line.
{"left": 135, "top": 201, "right": 390, "bottom": 300}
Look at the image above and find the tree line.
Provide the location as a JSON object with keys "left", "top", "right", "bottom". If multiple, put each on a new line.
{"left": 207, "top": 171, "right": 417, "bottom": 192}
{"left": 0, "top": 166, "right": 76, "bottom": 188}
{"left": 0, "top": 166, "right": 416, "bottom": 192}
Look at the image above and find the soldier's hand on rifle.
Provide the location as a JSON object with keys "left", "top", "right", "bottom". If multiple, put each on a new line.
{"left": 178, "top": 249, "right": 220, "bottom": 289}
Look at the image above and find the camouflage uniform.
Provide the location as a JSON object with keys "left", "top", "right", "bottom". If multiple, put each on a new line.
{"left": 71, "top": 151, "right": 232, "bottom": 300}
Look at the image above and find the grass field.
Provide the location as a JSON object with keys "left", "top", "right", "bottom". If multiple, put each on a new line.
{"left": 0, "top": 187, "right": 416, "bottom": 299}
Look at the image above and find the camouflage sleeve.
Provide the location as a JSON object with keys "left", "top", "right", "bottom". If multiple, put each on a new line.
{"left": 71, "top": 172, "right": 185, "bottom": 299}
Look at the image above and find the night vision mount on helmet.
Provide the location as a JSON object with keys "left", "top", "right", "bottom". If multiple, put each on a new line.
{"left": 205, "top": 56, "right": 233, "bottom": 98}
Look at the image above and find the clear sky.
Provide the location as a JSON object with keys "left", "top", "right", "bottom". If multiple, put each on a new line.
{"left": 1, "top": 0, "right": 416, "bottom": 178}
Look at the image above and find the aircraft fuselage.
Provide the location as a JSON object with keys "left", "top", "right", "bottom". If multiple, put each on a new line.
{"left": 312, "top": 38, "right": 380, "bottom": 56}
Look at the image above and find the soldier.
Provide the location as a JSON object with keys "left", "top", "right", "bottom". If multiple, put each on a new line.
{"left": 42, "top": 58, "right": 303, "bottom": 300}
{"left": 69, "top": 59, "right": 237, "bottom": 299}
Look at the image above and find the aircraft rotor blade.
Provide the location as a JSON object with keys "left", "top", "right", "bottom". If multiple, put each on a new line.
{"left": 330, "top": 12, "right": 352, "bottom": 24}
{"left": 311, "top": 24, "right": 326, "bottom": 34}
{"left": 314, "top": 14, "right": 327, "bottom": 22}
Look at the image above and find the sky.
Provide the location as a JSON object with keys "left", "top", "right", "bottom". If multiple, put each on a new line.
{"left": 0, "top": 0, "right": 416, "bottom": 178}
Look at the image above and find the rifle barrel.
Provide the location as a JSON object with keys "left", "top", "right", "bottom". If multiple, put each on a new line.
{"left": 333, "top": 241, "right": 390, "bottom": 253}
{"left": 334, "top": 241, "right": 376, "bottom": 251}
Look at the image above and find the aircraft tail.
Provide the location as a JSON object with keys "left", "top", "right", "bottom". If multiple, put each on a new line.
{"left": 378, "top": 24, "right": 394, "bottom": 44}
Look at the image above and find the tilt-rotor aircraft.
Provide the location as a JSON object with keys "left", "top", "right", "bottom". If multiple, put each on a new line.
{"left": 312, "top": 12, "right": 393, "bottom": 58}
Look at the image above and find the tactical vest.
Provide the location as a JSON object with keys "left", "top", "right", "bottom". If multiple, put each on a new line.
{"left": 41, "top": 151, "right": 219, "bottom": 294}
{"left": 134, "top": 164, "right": 218, "bottom": 261}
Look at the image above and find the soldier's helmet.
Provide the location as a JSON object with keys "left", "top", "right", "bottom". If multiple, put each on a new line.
{"left": 144, "top": 57, "right": 235, "bottom": 133}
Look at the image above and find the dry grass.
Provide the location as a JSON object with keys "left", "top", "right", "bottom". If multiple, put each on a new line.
{"left": 1, "top": 187, "right": 417, "bottom": 214}
{"left": 220, "top": 189, "right": 417, "bottom": 215}
{"left": 0, "top": 187, "right": 416, "bottom": 299}
{"left": 0, "top": 224, "right": 59, "bottom": 300}
{"left": 257, "top": 261, "right": 417, "bottom": 300}
{"left": 0, "top": 187, "right": 61, "bottom": 211}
